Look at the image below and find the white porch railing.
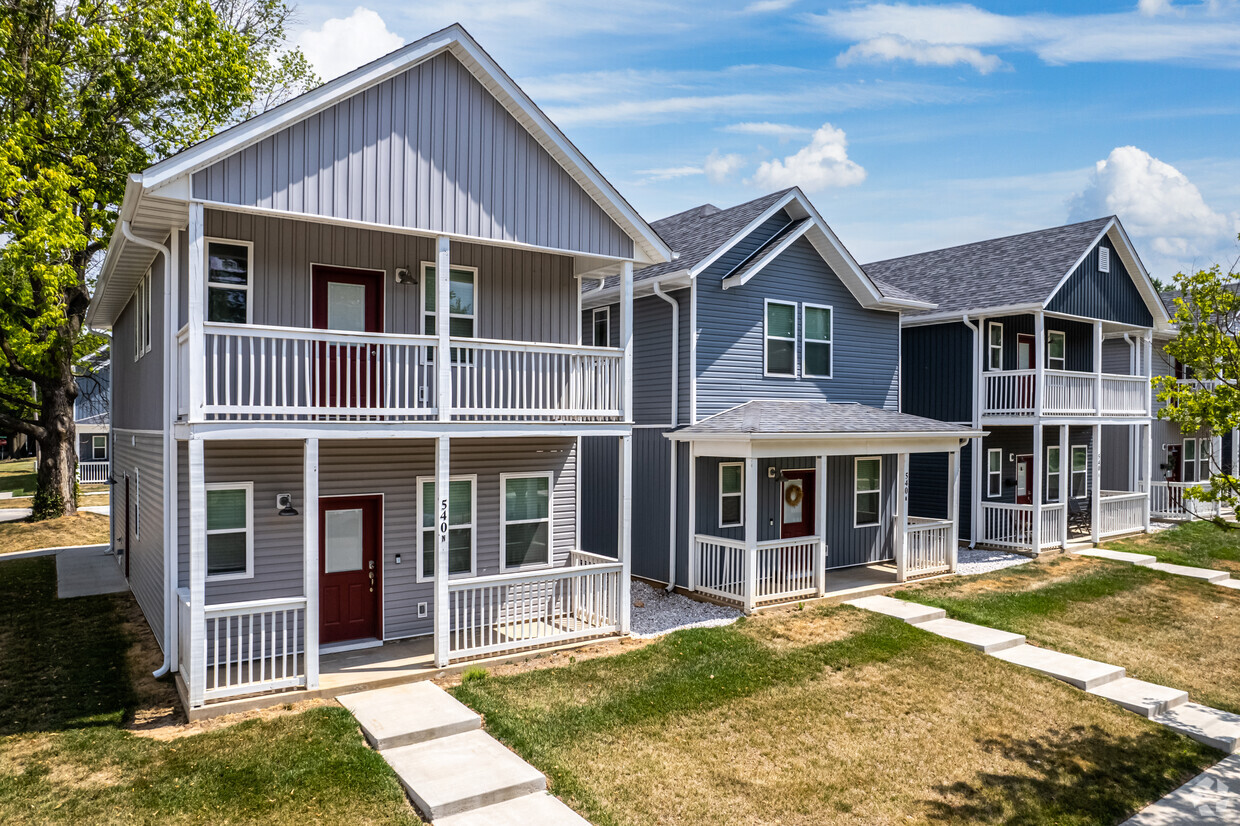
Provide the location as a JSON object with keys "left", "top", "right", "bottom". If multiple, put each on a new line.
{"left": 1043, "top": 371, "right": 1096, "bottom": 415}
{"left": 983, "top": 370, "right": 1037, "bottom": 415}
{"left": 1098, "top": 492, "right": 1146, "bottom": 537}
{"left": 1100, "top": 375, "right": 1149, "bottom": 416}
{"left": 982, "top": 369, "right": 1148, "bottom": 417}
{"left": 904, "top": 517, "right": 954, "bottom": 578}
{"left": 1041, "top": 503, "right": 1066, "bottom": 550}
{"left": 183, "top": 595, "right": 308, "bottom": 702}
{"left": 446, "top": 557, "right": 623, "bottom": 661}
{"left": 755, "top": 538, "right": 819, "bottom": 603}
{"left": 693, "top": 535, "right": 748, "bottom": 604}
{"left": 77, "top": 461, "right": 110, "bottom": 484}
{"left": 1150, "top": 481, "right": 1220, "bottom": 520}
{"left": 979, "top": 502, "right": 1065, "bottom": 551}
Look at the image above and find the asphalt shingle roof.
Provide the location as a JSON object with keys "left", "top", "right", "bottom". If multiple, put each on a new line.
{"left": 863, "top": 217, "right": 1114, "bottom": 316}
{"left": 673, "top": 400, "right": 969, "bottom": 437}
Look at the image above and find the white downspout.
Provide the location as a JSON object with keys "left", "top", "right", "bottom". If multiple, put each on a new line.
{"left": 653, "top": 281, "right": 679, "bottom": 590}
{"left": 961, "top": 314, "right": 982, "bottom": 548}
{"left": 120, "top": 220, "right": 175, "bottom": 679}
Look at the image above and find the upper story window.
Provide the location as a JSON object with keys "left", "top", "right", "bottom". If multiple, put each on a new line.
{"left": 592, "top": 307, "right": 610, "bottom": 347}
{"left": 802, "top": 304, "right": 833, "bottom": 379}
{"left": 1047, "top": 330, "right": 1066, "bottom": 371}
{"left": 1098, "top": 247, "right": 1110, "bottom": 273}
{"left": 764, "top": 300, "right": 797, "bottom": 376}
{"left": 987, "top": 322, "right": 1003, "bottom": 370}
{"left": 422, "top": 263, "right": 477, "bottom": 338}
{"left": 206, "top": 240, "right": 252, "bottom": 324}
{"left": 718, "top": 462, "right": 743, "bottom": 528}
{"left": 133, "top": 270, "right": 152, "bottom": 360}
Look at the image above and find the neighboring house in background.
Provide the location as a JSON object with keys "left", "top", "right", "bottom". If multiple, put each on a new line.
{"left": 867, "top": 217, "right": 1172, "bottom": 553}
{"left": 75, "top": 353, "right": 111, "bottom": 484}
{"left": 581, "top": 188, "right": 979, "bottom": 612}
{"left": 87, "top": 25, "right": 670, "bottom": 712}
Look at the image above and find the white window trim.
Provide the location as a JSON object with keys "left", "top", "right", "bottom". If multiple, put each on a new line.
{"left": 718, "top": 461, "right": 744, "bottom": 529}
{"left": 763, "top": 298, "right": 797, "bottom": 378}
{"left": 415, "top": 474, "right": 478, "bottom": 583}
{"left": 420, "top": 261, "right": 480, "bottom": 337}
{"left": 987, "top": 448, "right": 1003, "bottom": 498}
{"left": 591, "top": 306, "right": 610, "bottom": 348}
{"left": 499, "top": 471, "right": 554, "bottom": 572}
{"left": 133, "top": 467, "right": 140, "bottom": 540}
{"left": 1183, "top": 437, "right": 1209, "bottom": 483}
{"left": 1047, "top": 330, "right": 1066, "bottom": 371}
{"left": 205, "top": 481, "right": 255, "bottom": 582}
{"left": 1098, "top": 246, "right": 1110, "bottom": 273}
{"left": 1046, "top": 444, "right": 1061, "bottom": 501}
{"left": 204, "top": 238, "right": 254, "bottom": 325}
{"left": 133, "top": 270, "right": 152, "bottom": 360}
{"left": 853, "top": 456, "right": 882, "bottom": 529}
{"left": 1071, "top": 445, "right": 1088, "bottom": 499}
{"left": 91, "top": 435, "right": 107, "bottom": 461}
{"left": 988, "top": 322, "right": 1003, "bottom": 371}
{"left": 801, "top": 302, "right": 834, "bottom": 379}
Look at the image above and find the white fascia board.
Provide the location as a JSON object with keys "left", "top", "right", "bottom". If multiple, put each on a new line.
{"left": 688, "top": 190, "right": 801, "bottom": 278}
{"left": 86, "top": 175, "right": 147, "bottom": 327}
{"left": 720, "top": 220, "right": 812, "bottom": 290}
{"left": 664, "top": 431, "right": 983, "bottom": 458}
{"left": 580, "top": 270, "right": 691, "bottom": 309}
{"left": 899, "top": 303, "right": 1044, "bottom": 327}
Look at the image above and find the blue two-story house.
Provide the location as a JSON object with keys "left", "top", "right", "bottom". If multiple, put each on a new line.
{"left": 581, "top": 188, "right": 979, "bottom": 611}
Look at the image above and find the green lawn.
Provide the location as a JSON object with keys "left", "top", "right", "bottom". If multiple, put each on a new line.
{"left": 0, "top": 458, "right": 37, "bottom": 497}
{"left": 0, "top": 557, "right": 421, "bottom": 824}
{"left": 452, "top": 605, "right": 1215, "bottom": 825}
{"left": 1105, "top": 521, "right": 1240, "bottom": 575}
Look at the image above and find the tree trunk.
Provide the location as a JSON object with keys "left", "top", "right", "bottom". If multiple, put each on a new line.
{"left": 32, "top": 385, "right": 77, "bottom": 519}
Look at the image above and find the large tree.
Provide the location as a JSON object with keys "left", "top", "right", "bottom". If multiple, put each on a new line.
{"left": 0, "top": 0, "right": 314, "bottom": 518}
{"left": 1153, "top": 248, "right": 1240, "bottom": 524}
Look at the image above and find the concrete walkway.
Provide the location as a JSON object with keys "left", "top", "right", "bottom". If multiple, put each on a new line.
{"left": 1122, "top": 754, "right": 1240, "bottom": 824}
{"left": 1078, "top": 549, "right": 1235, "bottom": 587}
{"left": 339, "top": 682, "right": 589, "bottom": 824}
{"left": 55, "top": 545, "right": 127, "bottom": 598}
{"left": 0, "top": 504, "right": 109, "bottom": 523}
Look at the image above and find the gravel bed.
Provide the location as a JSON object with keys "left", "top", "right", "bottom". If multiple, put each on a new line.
{"left": 955, "top": 548, "right": 1034, "bottom": 576}
{"left": 629, "top": 580, "right": 741, "bottom": 639}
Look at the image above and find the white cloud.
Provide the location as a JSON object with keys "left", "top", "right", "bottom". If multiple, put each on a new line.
{"left": 722, "top": 122, "right": 812, "bottom": 140}
{"left": 749, "top": 123, "right": 866, "bottom": 192}
{"left": 1138, "top": 0, "right": 1175, "bottom": 15}
{"left": 294, "top": 7, "right": 405, "bottom": 81}
{"left": 1068, "top": 146, "right": 1240, "bottom": 272}
{"left": 635, "top": 165, "right": 704, "bottom": 182}
{"left": 744, "top": 0, "right": 796, "bottom": 12}
{"left": 837, "top": 35, "right": 1005, "bottom": 73}
{"left": 704, "top": 150, "right": 746, "bottom": 183}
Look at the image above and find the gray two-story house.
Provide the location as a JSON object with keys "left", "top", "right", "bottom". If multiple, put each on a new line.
{"left": 868, "top": 217, "right": 1172, "bottom": 553}
{"left": 88, "top": 25, "right": 671, "bottom": 712}
{"left": 582, "top": 188, "right": 979, "bottom": 611}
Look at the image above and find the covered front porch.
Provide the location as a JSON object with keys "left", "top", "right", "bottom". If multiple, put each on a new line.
{"left": 668, "top": 401, "right": 980, "bottom": 613}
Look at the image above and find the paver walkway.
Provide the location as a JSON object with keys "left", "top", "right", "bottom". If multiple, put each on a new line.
{"left": 1078, "top": 549, "right": 1235, "bottom": 587}
{"left": 339, "top": 682, "right": 588, "bottom": 824}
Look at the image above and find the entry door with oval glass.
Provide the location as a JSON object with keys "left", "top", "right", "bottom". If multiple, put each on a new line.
{"left": 311, "top": 266, "right": 384, "bottom": 410}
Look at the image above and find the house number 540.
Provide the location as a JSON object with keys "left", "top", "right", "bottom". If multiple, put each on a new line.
{"left": 438, "top": 497, "right": 449, "bottom": 551}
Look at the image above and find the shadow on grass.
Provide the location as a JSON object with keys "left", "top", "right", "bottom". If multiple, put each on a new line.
{"left": 924, "top": 724, "right": 1216, "bottom": 825}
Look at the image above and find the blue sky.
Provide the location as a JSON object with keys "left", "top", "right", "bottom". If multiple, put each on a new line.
{"left": 289, "top": 1, "right": 1240, "bottom": 279}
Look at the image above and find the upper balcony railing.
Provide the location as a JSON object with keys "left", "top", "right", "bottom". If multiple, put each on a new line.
{"left": 982, "top": 369, "right": 1149, "bottom": 418}
{"left": 178, "top": 322, "right": 624, "bottom": 424}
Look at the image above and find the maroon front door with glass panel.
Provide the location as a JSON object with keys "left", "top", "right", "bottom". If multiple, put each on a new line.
{"left": 311, "top": 267, "right": 384, "bottom": 410}
{"left": 780, "top": 470, "right": 816, "bottom": 539}
{"left": 1015, "top": 456, "right": 1034, "bottom": 505}
{"left": 320, "top": 496, "right": 382, "bottom": 644}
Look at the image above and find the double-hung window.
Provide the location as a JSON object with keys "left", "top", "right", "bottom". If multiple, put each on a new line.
{"left": 591, "top": 307, "right": 610, "bottom": 347}
{"left": 988, "top": 322, "right": 1003, "bottom": 370}
{"left": 134, "top": 271, "right": 152, "bottom": 359}
{"left": 91, "top": 435, "right": 107, "bottom": 461}
{"left": 1047, "top": 330, "right": 1066, "bottom": 371}
{"left": 987, "top": 449, "right": 1002, "bottom": 498}
{"left": 501, "top": 472, "right": 552, "bottom": 570}
{"left": 1046, "top": 445, "right": 1061, "bottom": 501}
{"left": 205, "top": 482, "right": 253, "bottom": 580}
{"left": 418, "top": 476, "right": 475, "bottom": 580}
{"left": 1183, "top": 437, "right": 1211, "bottom": 482}
{"left": 1071, "top": 445, "right": 1088, "bottom": 498}
{"left": 206, "top": 240, "right": 251, "bottom": 324}
{"left": 854, "top": 457, "right": 882, "bottom": 528}
{"left": 802, "top": 304, "right": 833, "bottom": 378}
{"left": 422, "top": 264, "right": 477, "bottom": 363}
{"left": 764, "top": 300, "right": 797, "bottom": 376}
{"left": 718, "top": 462, "right": 743, "bottom": 528}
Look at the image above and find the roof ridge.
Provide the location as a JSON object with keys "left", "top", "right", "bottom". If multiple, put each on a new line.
{"left": 652, "top": 187, "right": 793, "bottom": 230}
{"left": 864, "top": 215, "right": 1114, "bottom": 268}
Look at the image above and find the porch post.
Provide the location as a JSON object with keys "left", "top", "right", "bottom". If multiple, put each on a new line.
{"left": 186, "top": 203, "right": 205, "bottom": 422}
{"left": 1059, "top": 424, "right": 1069, "bottom": 548}
{"left": 187, "top": 438, "right": 207, "bottom": 708}
{"left": 1034, "top": 311, "right": 1045, "bottom": 416}
{"left": 1031, "top": 425, "right": 1043, "bottom": 553}
{"left": 433, "top": 434, "right": 451, "bottom": 667}
{"left": 815, "top": 454, "right": 827, "bottom": 596}
{"left": 1144, "top": 333, "right": 1154, "bottom": 417}
{"left": 1143, "top": 423, "right": 1153, "bottom": 533}
{"left": 1093, "top": 321, "right": 1103, "bottom": 415}
{"left": 970, "top": 314, "right": 984, "bottom": 548}
{"left": 687, "top": 442, "right": 697, "bottom": 591}
{"left": 435, "top": 236, "right": 451, "bottom": 422}
{"left": 743, "top": 456, "right": 757, "bottom": 614}
{"left": 303, "top": 438, "right": 320, "bottom": 690}
{"left": 948, "top": 447, "right": 960, "bottom": 572}
{"left": 618, "top": 434, "right": 632, "bottom": 633}
{"left": 895, "top": 452, "right": 909, "bottom": 582}
{"left": 1090, "top": 423, "right": 1102, "bottom": 544}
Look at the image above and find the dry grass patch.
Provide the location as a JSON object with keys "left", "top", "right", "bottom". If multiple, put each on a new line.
{"left": 0, "top": 512, "right": 109, "bottom": 554}
{"left": 740, "top": 602, "right": 870, "bottom": 649}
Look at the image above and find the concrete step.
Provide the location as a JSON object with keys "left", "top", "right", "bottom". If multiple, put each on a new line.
{"left": 1121, "top": 754, "right": 1240, "bottom": 825}
{"left": 339, "top": 682, "right": 481, "bottom": 750}
{"left": 435, "top": 792, "right": 591, "bottom": 826}
{"left": 1078, "top": 548, "right": 1157, "bottom": 565}
{"left": 991, "top": 644, "right": 1126, "bottom": 691}
{"left": 1136, "top": 561, "right": 1231, "bottom": 583}
{"left": 914, "top": 618, "right": 1026, "bottom": 653}
{"left": 1155, "top": 703, "right": 1240, "bottom": 754}
{"left": 1219, "top": 579, "right": 1240, "bottom": 590}
{"left": 384, "top": 730, "right": 547, "bottom": 821}
{"left": 844, "top": 595, "right": 945, "bottom": 624}
{"left": 1088, "top": 677, "right": 1189, "bottom": 718}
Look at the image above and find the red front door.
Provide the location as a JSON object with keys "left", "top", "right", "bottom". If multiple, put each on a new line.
{"left": 1015, "top": 456, "right": 1033, "bottom": 505}
{"left": 320, "top": 496, "right": 381, "bottom": 644}
{"left": 311, "top": 266, "right": 385, "bottom": 410}
{"left": 780, "top": 470, "right": 816, "bottom": 539}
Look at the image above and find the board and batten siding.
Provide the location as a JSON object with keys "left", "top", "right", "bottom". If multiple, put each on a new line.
{"left": 976, "top": 425, "right": 1096, "bottom": 505}
{"left": 901, "top": 322, "right": 973, "bottom": 424}
{"left": 1046, "top": 236, "right": 1154, "bottom": 327}
{"left": 909, "top": 443, "right": 973, "bottom": 540}
{"left": 695, "top": 227, "right": 901, "bottom": 419}
{"left": 579, "top": 429, "right": 672, "bottom": 581}
{"left": 112, "top": 240, "right": 168, "bottom": 431}
{"left": 178, "top": 437, "right": 577, "bottom": 640}
{"left": 114, "top": 431, "right": 166, "bottom": 649}
{"left": 191, "top": 52, "right": 632, "bottom": 260}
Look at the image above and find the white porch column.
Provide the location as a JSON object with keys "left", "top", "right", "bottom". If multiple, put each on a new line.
{"left": 1233, "top": 427, "right": 1239, "bottom": 480}
{"left": 948, "top": 447, "right": 960, "bottom": 572}
{"left": 303, "top": 438, "right": 320, "bottom": 690}
{"left": 743, "top": 456, "right": 758, "bottom": 614}
{"left": 186, "top": 203, "right": 205, "bottom": 422}
{"left": 1143, "top": 423, "right": 1153, "bottom": 533}
{"left": 1031, "top": 425, "right": 1043, "bottom": 553}
{"left": 1091, "top": 423, "right": 1102, "bottom": 544}
{"left": 1034, "top": 311, "right": 1046, "bottom": 415}
{"left": 815, "top": 454, "right": 827, "bottom": 595}
{"left": 895, "top": 452, "right": 909, "bottom": 582}
{"left": 618, "top": 434, "right": 632, "bottom": 633}
{"left": 620, "top": 261, "right": 634, "bottom": 423}
{"left": 1093, "top": 321, "right": 1104, "bottom": 415}
{"left": 1145, "top": 333, "right": 1154, "bottom": 417}
{"left": 433, "top": 434, "right": 451, "bottom": 667}
{"left": 1059, "top": 424, "right": 1070, "bottom": 548}
{"left": 187, "top": 438, "right": 207, "bottom": 708}
{"left": 970, "top": 314, "right": 984, "bottom": 548}
{"left": 435, "top": 236, "right": 451, "bottom": 423}
{"left": 687, "top": 443, "right": 697, "bottom": 591}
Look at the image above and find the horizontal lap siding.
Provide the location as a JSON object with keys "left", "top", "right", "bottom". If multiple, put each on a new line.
{"left": 1047, "top": 236, "right": 1153, "bottom": 327}
{"left": 192, "top": 53, "right": 631, "bottom": 259}
{"left": 1101, "top": 426, "right": 1133, "bottom": 490}
{"left": 115, "top": 432, "right": 166, "bottom": 649}
{"left": 203, "top": 209, "right": 577, "bottom": 343}
{"left": 584, "top": 296, "right": 674, "bottom": 425}
{"left": 1102, "top": 338, "right": 1133, "bottom": 374}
